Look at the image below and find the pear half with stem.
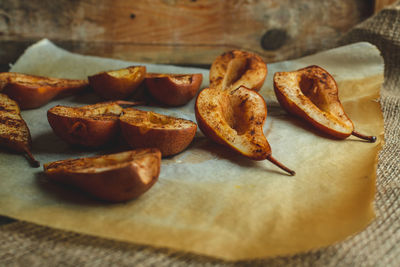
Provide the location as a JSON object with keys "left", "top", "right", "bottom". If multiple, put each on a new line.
{"left": 0, "top": 72, "right": 88, "bottom": 109}
{"left": 195, "top": 86, "right": 295, "bottom": 176}
{"left": 273, "top": 65, "right": 376, "bottom": 142}
{"left": 0, "top": 93, "right": 39, "bottom": 167}
{"left": 209, "top": 50, "right": 267, "bottom": 91}
{"left": 43, "top": 148, "right": 161, "bottom": 202}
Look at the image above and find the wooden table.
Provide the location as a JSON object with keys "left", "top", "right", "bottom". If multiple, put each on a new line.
{"left": 1, "top": 0, "right": 390, "bottom": 71}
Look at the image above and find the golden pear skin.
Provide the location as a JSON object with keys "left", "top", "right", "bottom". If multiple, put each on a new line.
{"left": 274, "top": 65, "right": 376, "bottom": 142}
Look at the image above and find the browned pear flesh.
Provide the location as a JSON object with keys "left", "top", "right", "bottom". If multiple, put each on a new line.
{"left": 88, "top": 66, "right": 146, "bottom": 100}
{"left": 43, "top": 149, "right": 161, "bottom": 202}
{"left": 145, "top": 73, "right": 203, "bottom": 106}
{"left": 0, "top": 93, "right": 39, "bottom": 167}
{"left": 120, "top": 108, "right": 197, "bottom": 157}
{"left": 273, "top": 65, "right": 376, "bottom": 142}
{"left": 196, "top": 50, "right": 293, "bottom": 175}
{"left": 47, "top": 100, "right": 141, "bottom": 147}
{"left": 195, "top": 86, "right": 295, "bottom": 176}
{"left": 209, "top": 50, "right": 267, "bottom": 91}
{"left": 0, "top": 72, "right": 88, "bottom": 109}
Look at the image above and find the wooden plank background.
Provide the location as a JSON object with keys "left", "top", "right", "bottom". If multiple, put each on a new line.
{"left": 375, "top": 0, "right": 397, "bottom": 12}
{"left": 0, "top": 0, "right": 380, "bottom": 71}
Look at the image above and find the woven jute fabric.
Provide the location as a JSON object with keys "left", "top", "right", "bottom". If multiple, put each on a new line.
{"left": 1, "top": 3, "right": 399, "bottom": 266}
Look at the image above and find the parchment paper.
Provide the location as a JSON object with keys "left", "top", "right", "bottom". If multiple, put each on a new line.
{"left": 0, "top": 40, "right": 384, "bottom": 260}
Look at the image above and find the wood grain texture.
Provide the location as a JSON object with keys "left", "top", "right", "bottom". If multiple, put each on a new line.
{"left": 0, "top": 0, "right": 374, "bottom": 70}
{"left": 374, "top": 0, "right": 397, "bottom": 12}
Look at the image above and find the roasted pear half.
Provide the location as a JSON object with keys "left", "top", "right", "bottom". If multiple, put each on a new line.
{"left": 145, "top": 73, "right": 203, "bottom": 106}
{"left": 273, "top": 65, "right": 376, "bottom": 142}
{"left": 89, "top": 66, "right": 146, "bottom": 100}
{"left": 0, "top": 93, "right": 39, "bottom": 167}
{"left": 0, "top": 72, "right": 88, "bottom": 109}
{"left": 195, "top": 86, "right": 295, "bottom": 175}
{"left": 47, "top": 101, "right": 140, "bottom": 147}
{"left": 209, "top": 50, "right": 267, "bottom": 91}
{"left": 120, "top": 108, "right": 197, "bottom": 157}
{"left": 43, "top": 148, "right": 161, "bottom": 202}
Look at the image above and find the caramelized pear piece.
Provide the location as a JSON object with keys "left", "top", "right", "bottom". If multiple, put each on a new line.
{"left": 209, "top": 50, "right": 267, "bottom": 91}
{"left": 196, "top": 50, "right": 293, "bottom": 175}
{"left": 273, "top": 65, "right": 376, "bottom": 142}
{"left": 43, "top": 148, "right": 161, "bottom": 202}
{"left": 47, "top": 100, "right": 141, "bottom": 147}
{"left": 88, "top": 66, "right": 146, "bottom": 100}
{"left": 195, "top": 86, "right": 295, "bottom": 176}
{"left": 0, "top": 72, "right": 88, "bottom": 109}
{"left": 145, "top": 73, "right": 203, "bottom": 106}
{"left": 0, "top": 93, "right": 39, "bottom": 167}
{"left": 120, "top": 108, "right": 197, "bottom": 157}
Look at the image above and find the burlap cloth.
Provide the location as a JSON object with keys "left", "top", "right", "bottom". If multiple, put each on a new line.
{"left": 1, "top": 3, "right": 399, "bottom": 266}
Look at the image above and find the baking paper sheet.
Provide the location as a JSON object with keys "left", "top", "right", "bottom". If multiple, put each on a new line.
{"left": 0, "top": 40, "right": 384, "bottom": 260}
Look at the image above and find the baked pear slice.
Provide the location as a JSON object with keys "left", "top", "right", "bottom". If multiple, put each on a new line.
{"left": 273, "top": 65, "right": 376, "bottom": 142}
{"left": 195, "top": 86, "right": 295, "bottom": 175}
{"left": 88, "top": 66, "right": 146, "bottom": 100}
{"left": 0, "top": 93, "right": 39, "bottom": 167}
{"left": 120, "top": 108, "right": 197, "bottom": 157}
{"left": 209, "top": 50, "right": 267, "bottom": 91}
{"left": 0, "top": 72, "right": 88, "bottom": 109}
{"left": 145, "top": 73, "right": 203, "bottom": 106}
{"left": 47, "top": 101, "right": 141, "bottom": 147}
{"left": 43, "top": 148, "right": 161, "bottom": 202}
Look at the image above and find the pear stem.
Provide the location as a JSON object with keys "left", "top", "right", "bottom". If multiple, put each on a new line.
{"left": 267, "top": 155, "right": 296, "bottom": 176}
{"left": 25, "top": 149, "right": 40, "bottom": 168}
{"left": 351, "top": 130, "right": 376, "bottom": 143}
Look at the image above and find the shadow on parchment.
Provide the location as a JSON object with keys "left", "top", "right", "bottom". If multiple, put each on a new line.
{"left": 31, "top": 129, "right": 130, "bottom": 157}
{"left": 31, "top": 130, "right": 76, "bottom": 155}
{"left": 272, "top": 112, "right": 376, "bottom": 144}
{"left": 179, "top": 136, "right": 292, "bottom": 177}
{"left": 60, "top": 91, "right": 103, "bottom": 105}
{"left": 65, "top": 84, "right": 159, "bottom": 107}
{"left": 34, "top": 171, "right": 116, "bottom": 207}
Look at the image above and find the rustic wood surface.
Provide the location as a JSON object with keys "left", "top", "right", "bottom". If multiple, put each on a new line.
{"left": 375, "top": 0, "right": 397, "bottom": 12}
{"left": 0, "top": 0, "right": 376, "bottom": 71}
